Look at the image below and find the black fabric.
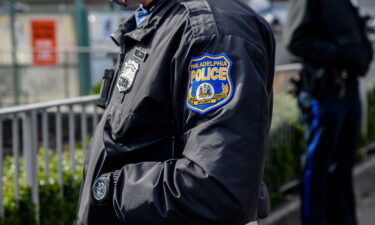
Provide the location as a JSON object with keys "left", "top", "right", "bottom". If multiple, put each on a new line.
{"left": 76, "top": 0, "right": 275, "bottom": 224}
{"left": 287, "top": 0, "right": 373, "bottom": 76}
{"left": 300, "top": 80, "right": 361, "bottom": 225}
{"left": 257, "top": 181, "right": 271, "bottom": 219}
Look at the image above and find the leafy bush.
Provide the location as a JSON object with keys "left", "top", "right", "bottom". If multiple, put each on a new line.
{"left": 264, "top": 93, "right": 305, "bottom": 202}
{"left": 0, "top": 148, "right": 83, "bottom": 225}
{"left": 364, "top": 89, "right": 375, "bottom": 144}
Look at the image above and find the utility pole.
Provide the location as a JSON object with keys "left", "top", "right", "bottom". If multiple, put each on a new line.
{"left": 10, "top": 1, "right": 20, "bottom": 105}
{"left": 75, "top": 0, "right": 91, "bottom": 95}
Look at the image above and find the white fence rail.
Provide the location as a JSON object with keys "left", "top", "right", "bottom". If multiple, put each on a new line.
{"left": 0, "top": 95, "right": 100, "bottom": 222}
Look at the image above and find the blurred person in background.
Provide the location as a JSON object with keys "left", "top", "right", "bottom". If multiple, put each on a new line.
{"left": 77, "top": 0, "right": 275, "bottom": 224}
{"left": 285, "top": 0, "right": 373, "bottom": 225}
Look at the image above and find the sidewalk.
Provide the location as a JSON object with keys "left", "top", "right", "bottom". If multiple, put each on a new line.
{"left": 358, "top": 190, "right": 375, "bottom": 225}
{"left": 259, "top": 153, "right": 375, "bottom": 225}
{"left": 356, "top": 154, "right": 375, "bottom": 225}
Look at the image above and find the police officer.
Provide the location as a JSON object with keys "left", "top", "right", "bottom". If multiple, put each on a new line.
{"left": 77, "top": 0, "right": 275, "bottom": 224}
{"left": 285, "top": 0, "right": 373, "bottom": 225}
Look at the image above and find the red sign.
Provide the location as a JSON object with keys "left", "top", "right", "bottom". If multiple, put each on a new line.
{"left": 31, "top": 20, "right": 57, "bottom": 66}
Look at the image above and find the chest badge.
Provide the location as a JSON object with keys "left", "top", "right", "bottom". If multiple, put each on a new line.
{"left": 117, "top": 59, "right": 139, "bottom": 93}
{"left": 186, "top": 53, "right": 234, "bottom": 115}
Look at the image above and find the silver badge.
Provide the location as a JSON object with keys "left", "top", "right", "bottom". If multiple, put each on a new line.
{"left": 117, "top": 59, "right": 139, "bottom": 93}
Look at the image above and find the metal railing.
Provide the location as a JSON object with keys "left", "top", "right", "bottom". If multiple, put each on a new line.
{"left": 0, "top": 47, "right": 118, "bottom": 106}
{"left": 0, "top": 95, "right": 101, "bottom": 222}
{"left": 0, "top": 63, "right": 374, "bottom": 223}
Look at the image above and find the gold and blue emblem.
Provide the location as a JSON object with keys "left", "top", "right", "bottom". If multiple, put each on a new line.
{"left": 187, "top": 53, "right": 234, "bottom": 115}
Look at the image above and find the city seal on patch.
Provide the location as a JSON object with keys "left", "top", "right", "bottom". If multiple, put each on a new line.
{"left": 186, "top": 53, "right": 234, "bottom": 115}
{"left": 117, "top": 59, "right": 139, "bottom": 93}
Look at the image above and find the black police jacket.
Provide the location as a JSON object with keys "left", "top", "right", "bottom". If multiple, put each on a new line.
{"left": 286, "top": 0, "right": 373, "bottom": 76}
{"left": 77, "top": 0, "right": 275, "bottom": 224}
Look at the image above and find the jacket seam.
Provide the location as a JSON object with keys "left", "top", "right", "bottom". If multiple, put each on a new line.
{"left": 188, "top": 33, "right": 267, "bottom": 58}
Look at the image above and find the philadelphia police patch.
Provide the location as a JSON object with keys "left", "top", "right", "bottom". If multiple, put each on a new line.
{"left": 187, "top": 53, "right": 234, "bottom": 115}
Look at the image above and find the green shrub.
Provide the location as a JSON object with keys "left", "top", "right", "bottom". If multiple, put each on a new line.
{"left": 0, "top": 148, "right": 83, "bottom": 225}
{"left": 265, "top": 121, "right": 305, "bottom": 202}
{"left": 364, "top": 89, "right": 375, "bottom": 144}
{"left": 264, "top": 93, "right": 305, "bottom": 202}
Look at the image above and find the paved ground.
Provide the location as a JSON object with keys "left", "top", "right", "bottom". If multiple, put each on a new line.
{"left": 356, "top": 154, "right": 375, "bottom": 225}
{"left": 358, "top": 190, "right": 375, "bottom": 225}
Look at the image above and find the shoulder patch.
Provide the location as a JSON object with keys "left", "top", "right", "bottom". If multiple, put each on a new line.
{"left": 186, "top": 53, "right": 234, "bottom": 115}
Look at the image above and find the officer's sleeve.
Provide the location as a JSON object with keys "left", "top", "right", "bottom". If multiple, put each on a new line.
{"left": 112, "top": 34, "right": 274, "bottom": 224}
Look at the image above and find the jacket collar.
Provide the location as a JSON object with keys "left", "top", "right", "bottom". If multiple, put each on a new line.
{"left": 111, "top": 0, "right": 177, "bottom": 45}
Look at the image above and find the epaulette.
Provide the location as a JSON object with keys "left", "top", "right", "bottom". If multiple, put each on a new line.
{"left": 178, "top": 0, "right": 219, "bottom": 37}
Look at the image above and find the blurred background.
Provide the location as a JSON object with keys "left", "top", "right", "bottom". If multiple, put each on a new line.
{"left": 0, "top": 0, "right": 373, "bottom": 225}
{"left": 0, "top": 0, "right": 136, "bottom": 106}
{"left": 0, "top": 0, "right": 373, "bottom": 105}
